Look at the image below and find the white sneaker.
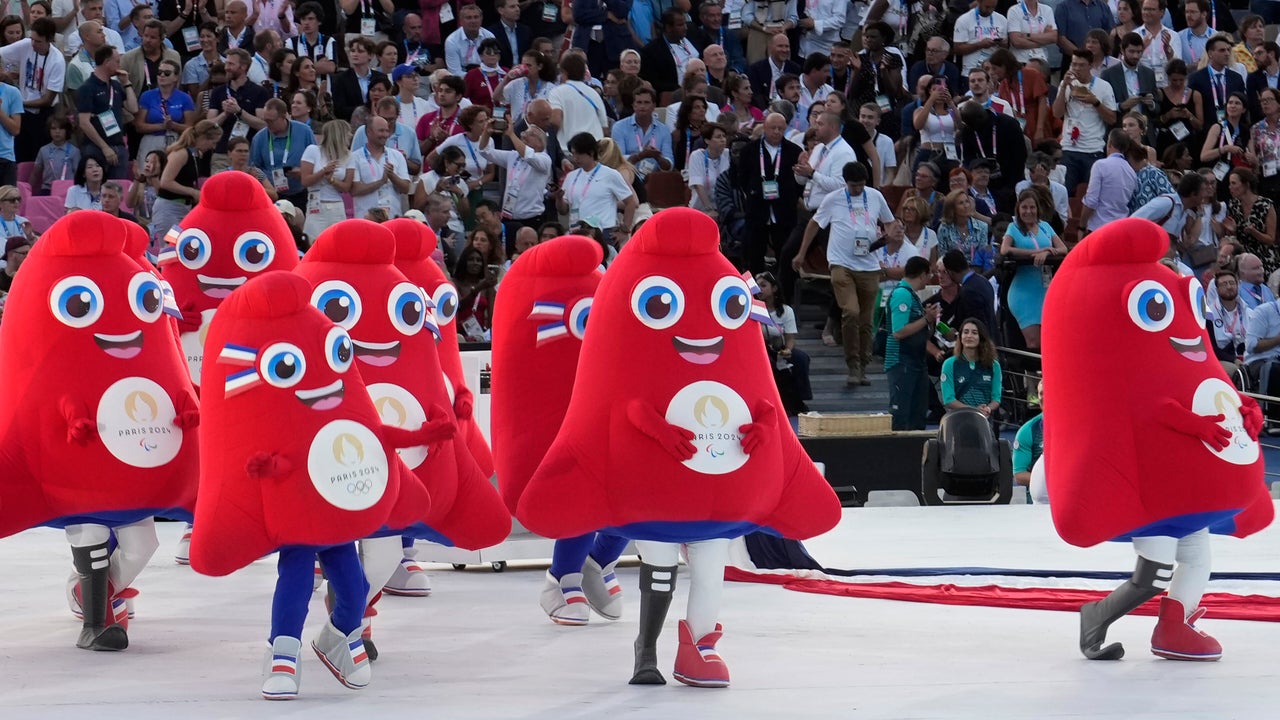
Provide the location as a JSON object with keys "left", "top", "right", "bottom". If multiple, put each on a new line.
{"left": 311, "top": 621, "right": 372, "bottom": 689}
{"left": 539, "top": 571, "right": 590, "bottom": 626}
{"left": 382, "top": 558, "right": 432, "bottom": 597}
{"left": 581, "top": 557, "right": 624, "bottom": 621}
{"left": 174, "top": 524, "right": 193, "bottom": 565}
{"left": 261, "top": 636, "right": 302, "bottom": 700}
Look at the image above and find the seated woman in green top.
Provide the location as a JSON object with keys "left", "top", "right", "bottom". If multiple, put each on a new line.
{"left": 939, "top": 318, "right": 1002, "bottom": 419}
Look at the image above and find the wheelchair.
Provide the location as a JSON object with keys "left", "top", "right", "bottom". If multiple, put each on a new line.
{"left": 921, "top": 407, "right": 1014, "bottom": 505}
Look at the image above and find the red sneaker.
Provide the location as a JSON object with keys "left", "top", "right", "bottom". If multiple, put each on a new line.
{"left": 673, "top": 620, "right": 730, "bottom": 688}
{"left": 1151, "top": 597, "right": 1222, "bottom": 661}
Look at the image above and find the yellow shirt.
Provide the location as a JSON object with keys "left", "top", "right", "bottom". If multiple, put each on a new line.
{"left": 1233, "top": 43, "right": 1258, "bottom": 74}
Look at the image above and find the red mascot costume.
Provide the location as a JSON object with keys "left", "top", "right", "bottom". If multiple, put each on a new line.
{"left": 0, "top": 211, "right": 198, "bottom": 651}
{"left": 295, "top": 218, "right": 509, "bottom": 655}
{"left": 1042, "top": 217, "right": 1273, "bottom": 662}
{"left": 393, "top": 224, "right": 494, "bottom": 479}
{"left": 490, "top": 235, "right": 631, "bottom": 627}
{"left": 191, "top": 271, "right": 437, "bottom": 699}
{"left": 518, "top": 208, "right": 841, "bottom": 687}
{"left": 158, "top": 171, "right": 300, "bottom": 564}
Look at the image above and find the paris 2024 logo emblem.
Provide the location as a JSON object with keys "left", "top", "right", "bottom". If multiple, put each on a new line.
{"left": 307, "top": 419, "right": 390, "bottom": 510}
{"left": 97, "top": 377, "right": 182, "bottom": 467}
{"left": 665, "top": 380, "right": 752, "bottom": 475}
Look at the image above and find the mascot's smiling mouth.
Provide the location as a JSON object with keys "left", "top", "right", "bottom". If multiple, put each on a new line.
{"left": 672, "top": 335, "right": 724, "bottom": 364}
{"left": 94, "top": 330, "right": 143, "bottom": 359}
{"left": 1170, "top": 336, "right": 1207, "bottom": 362}
{"left": 196, "top": 274, "right": 247, "bottom": 299}
{"left": 352, "top": 339, "right": 401, "bottom": 366}
{"left": 296, "top": 379, "right": 345, "bottom": 410}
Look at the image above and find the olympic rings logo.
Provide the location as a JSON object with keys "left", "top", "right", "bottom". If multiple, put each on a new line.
{"left": 347, "top": 479, "right": 374, "bottom": 495}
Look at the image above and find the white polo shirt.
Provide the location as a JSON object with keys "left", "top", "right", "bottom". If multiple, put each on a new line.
{"left": 345, "top": 145, "right": 409, "bottom": 219}
{"left": 953, "top": 9, "right": 1008, "bottom": 76}
{"left": 814, "top": 185, "right": 895, "bottom": 272}
{"left": 802, "top": 135, "right": 858, "bottom": 211}
{"left": 1005, "top": 2, "right": 1057, "bottom": 64}
{"left": 548, "top": 80, "right": 607, "bottom": 154}
{"left": 1060, "top": 77, "right": 1117, "bottom": 154}
{"left": 686, "top": 147, "right": 730, "bottom": 211}
{"left": 562, "top": 162, "right": 633, "bottom": 230}
{"left": 482, "top": 145, "right": 553, "bottom": 221}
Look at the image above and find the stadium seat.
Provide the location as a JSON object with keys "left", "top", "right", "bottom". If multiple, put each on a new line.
{"left": 921, "top": 407, "right": 1014, "bottom": 505}
{"left": 50, "top": 179, "right": 74, "bottom": 201}
{"left": 880, "top": 185, "right": 906, "bottom": 213}
{"left": 24, "top": 196, "right": 66, "bottom": 234}
{"left": 16, "top": 161, "right": 33, "bottom": 185}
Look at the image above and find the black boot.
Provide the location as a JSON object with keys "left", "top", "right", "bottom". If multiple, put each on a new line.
{"left": 630, "top": 563, "right": 677, "bottom": 685}
{"left": 1080, "top": 555, "right": 1172, "bottom": 660}
{"left": 71, "top": 542, "right": 128, "bottom": 651}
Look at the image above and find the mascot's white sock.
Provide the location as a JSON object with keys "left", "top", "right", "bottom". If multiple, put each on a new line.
{"left": 359, "top": 536, "right": 407, "bottom": 604}
{"left": 1169, "top": 530, "right": 1212, "bottom": 617}
{"left": 108, "top": 519, "right": 159, "bottom": 590}
{"left": 685, "top": 538, "right": 729, "bottom": 639}
{"left": 66, "top": 523, "right": 112, "bottom": 548}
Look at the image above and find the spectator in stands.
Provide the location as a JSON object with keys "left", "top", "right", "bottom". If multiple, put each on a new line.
{"left": 849, "top": 24, "right": 903, "bottom": 135}
{"left": 299, "top": 117, "right": 350, "bottom": 241}
{"left": 1234, "top": 14, "right": 1266, "bottom": 72}
{"left": 1225, "top": 168, "right": 1278, "bottom": 279}
{"left": 77, "top": 45, "right": 137, "bottom": 180}
{"left": 1247, "top": 88, "right": 1280, "bottom": 200}
{"left": 466, "top": 222, "right": 506, "bottom": 270}
{"left": 289, "top": 88, "right": 319, "bottom": 127}
{"left": 0, "top": 185, "right": 34, "bottom": 241}
{"left": 445, "top": 2, "right": 494, "bottom": 77}
{"left": 1078, "top": 129, "right": 1136, "bottom": 235}
{"left": 452, "top": 245, "right": 495, "bottom": 341}
{"left": 183, "top": 22, "right": 223, "bottom": 96}
{"left": 594, "top": 140, "right": 639, "bottom": 211}
{"left": 1153, "top": 59, "right": 1202, "bottom": 157}
{"left": 99, "top": 180, "right": 139, "bottom": 226}
{"left": 618, "top": 49, "right": 641, "bottom": 78}
{"left": 986, "top": 48, "right": 1051, "bottom": 143}
{"left": 1103, "top": 32, "right": 1158, "bottom": 132}
{"left": 206, "top": 48, "right": 269, "bottom": 173}
{"left": 373, "top": 40, "right": 400, "bottom": 78}
{"left": 65, "top": 155, "right": 106, "bottom": 212}
{"left": 953, "top": 0, "right": 1008, "bottom": 78}
{"left": 1247, "top": 43, "right": 1279, "bottom": 120}
{"left": 610, "top": 85, "right": 672, "bottom": 182}
{"left": 555, "top": 132, "right": 638, "bottom": 246}
{"left": 941, "top": 317, "right": 1002, "bottom": 421}
{"left": 877, "top": 219, "right": 920, "bottom": 303}
{"left": 898, "top": 194, "right": 939, "bottom": 262}
{"left": 672, "top": 96, "right": 711, "bottom": 172}
{"left": 1126, "top": 115, "right": 1176, "bottom": 213}
{"left": 153, "top": 119, "right": 221, "bottom": 244}
{"left": 130, "top": 149, "right": 161, "bottom": 243}
{"left": 741, "top": 112, "right": 801, "bottom": 273}
{"left": 67, "top": 1, "right": 124, "bottom": 58}
{"left": 908, "top": 36, "right": 962, "bottom": 96}
{"left": 795, "top": 162, "right": 895, "bottom": 387}
{"left": 1133, "top": 164, "right": 1207, "bottom": 255}
{"left": 496, "top": 49, "right": 554, "bottom": 126}
{"left": 938, "top": 190, "right": 993, "bottom": 271}
{"left": 548, "top": 52, "right": 606, "bottom": 155}
{"left": 348, "top": 75, "right": 392, "bottom": 128}
{"left": 1012, "top": 377, "right": 1045, "bottom": 499}
{"left": 266, "top": 47, "right": 297, "bottom": 99}
{"left": 912, "top": 78, "right": 959, "bottom": 179}
{"left": 1054, "top": 49, "right": 1118, "bottom": 192}
{"left": 754, "top": 270, "right": 812, "bottom": 414}
{"left": 30, "top": 116, "right": 80, "bottom": 196}
{"left": 639, "top": 8, "right": 699, "bottom": 102}
{"left": 1016, "top": 151, "right": 1070, "bottom": 225}
{"left": 487, "top": 0, "right": 529, "bottom": 69}
{"left": 1236, "top": 252, "right": 1276, "bottom": 309}
{"left": 687, "top": 121, "right": 730, "bottom": 217}
{"left": 332, "top": 36, "right": 386, "bottom": 122}
{"left": 2, "top": 17, "right": 61, "bottom": 164}
{"left": 419, "top": 145, "right": 470, "bottom": 239}
{"left": 429, "top": 105, "right": 495, "bottom": 223}
{"left": 1132, "top": 0, "right": 1180, "bottom": 85}
{"left": 886, "top": 255, "right": 938, "bottom": 430}
{"left": 943, "top": 247, "right": 997, "bottom": 337}
{"left": 483, "top": 121, "right": 552, "bottom": 251}
{"left": 1192, "top": 168, "right": 1229, "bottom": 267}
{"left": 135, "top": 57, "right": 197, "bottom": 165}
{"left": 216, "top": 0, "right": 254, "bottom": 54}
{"left": 957, "top": 101, "right": 1026, "bottom": 212}
{"left": 1001, "top": 188, "right": 1067, "bottom": 350}
{"left": 341, "top": 115, "right": 409, "bottom": 220}
{"left": 249, "top": 97, "right": 314, "bottom": 209}
{"left": 1209, "top": 269, "right": 1250, "bottom": 378}
{"left": 505, "top": 226, "right": 538, "bottom": 268}
{"left": 747, "top": 31, "right": 799, "bottom": 109}
{"left": 0, "top": 234, "right": 29, "bottom": 294}
{"left": 285, "top": 3, "right": 336, "bottom": 77}
{"left": 244, "top": 28, "right": 280, "bottom": 87}
{"left": 416, "top": 73, "right": 465, "bottom": 155}
{"left": 1201, "top": 91, "right": 1253, "bottom": 175}
{"left": 1244, "top": 291, "right": 1280, "bottom": 419}
{"left": 463, "top": 38, "right": 507, "bottom": 111}
{"left": 667, "top": 67, "right": 723, "bottom": 125}
{"left": 722, "top": 73, "right": 763, "bottom": 132}
{"left": 859, "top": 102, "right": 897, "bottom": 187}
{"left": 1190, "top": 33, "right": 1245, "bottom": 130}
{"left": 1083, "top": 30, "right": 1116, "bottom": 79}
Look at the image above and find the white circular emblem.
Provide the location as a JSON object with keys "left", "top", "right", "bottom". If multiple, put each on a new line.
{"left": 180, "top": 308, "right": 217, "bottom": 387}
{"left": 306, "top": 419, "right": 390, "bottom": 510}
{"left": 665, "top": 380, "right": 753, "bottom": 475}
{"left": 442, "top": 370, "right": 456, "bottom": 406}
{"left": 96, "top": 377, "right": 183, "bottom": 468}
{"left": 898, "top": 303, "right": 908, "bottom": 312}
{"left": 367, "top": 382, "right": 428, "bottom": 469}
{"left": 1191, "top": 377, "right": 1259, "bottom": 465}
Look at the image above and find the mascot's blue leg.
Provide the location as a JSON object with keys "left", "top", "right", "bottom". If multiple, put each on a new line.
{"left": 580, "top": 533, "right": 630, "bottom": 621}
{"left": 262, "top": 546, "right": 315, "bottom": 700}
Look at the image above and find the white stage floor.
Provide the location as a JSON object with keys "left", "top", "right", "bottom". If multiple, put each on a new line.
{"left": 5, "top": 506, "right": 1280, "bottom": 719}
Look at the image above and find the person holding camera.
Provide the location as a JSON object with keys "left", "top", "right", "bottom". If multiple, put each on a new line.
{"left": 249, "top": 97, "right": 315, "bottom": 210}
{"left": 482, "top": 120, "right": 553, "bottom": 255}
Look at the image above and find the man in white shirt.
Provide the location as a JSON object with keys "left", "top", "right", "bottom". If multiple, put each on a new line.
{"left": 555, "top": 132, "right": 638, "bottom": 245}
{"left": 483, "top": 122, "right": 553, "bottom": 252}
{"left": 1052, "top": 49, "right": 1118, "bottom": 190}
{"left": 246, "top": 29, "right": 281, "bottom": 87}
{"left": 1, "top": 19, "right": 66, "bottom": 162}
{"left": 345, "top": 115, "right": 410, "bottom": 219}
{"left": 953, "top": 0, "right": 1009, "bottom": 77}
{"left": 444, "top": 3, "right": 495, "bottom": 76}
{"left": 351, "top": 96, "right": 423, "bottom": 175}
{"left": 1135, "top": 0, "right": 1182, "bottom": 88}
{"left": 286, "top": 2, "right": 337, "bottom": 77}
{"left": 967, "top": 67, "right": 1014, "bottom": 116}
{"left": 794, "top": 161, "right": 895, "bottom": 386}
{"left": 548, "top": 53, "right": 606, "bottom": 155}
{"left": 798, "top": 0, "right": 845, "bottom": 59}
{"left": 859, "top": 103, "right": 897, "bottom": 187}
{"left": 1006, "top": 0, "right": 1058, "bottom": 64}
{"left": 796, "top": 54, "right": 833, "bottom": 129}
{"left": 1179, "top": 0, "right": 1214, "bottom": 66}
{"left": 66, "top": 0, "right": 126, "bottom": 56}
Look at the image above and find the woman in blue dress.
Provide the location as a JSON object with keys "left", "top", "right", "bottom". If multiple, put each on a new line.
{"left": 999, "top": 188, "right": 1068, "bottom": 351}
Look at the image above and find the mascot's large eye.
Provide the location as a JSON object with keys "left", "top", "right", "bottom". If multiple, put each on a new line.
{"left": 432, "top": 284, "right": 459, "bottom": 326}
{"left": 233, "top": 231, "right": 275, "bottom": 273}
{"left": 176, "top": 229, "right": 211, "bottom": 270}
{"left": 127, "top": 273, "right": 164, "bottom": 323}
{"left": 710, "top": 276, "right": 751, "bottom": 330}
{"left": 568, "top": 297, "right": 592, "bottom": 339}
{"left": 388, "top": 282, "right": 426, "bottom": 336}
{"left": 631, "top": 276, "right": 684, "bottom": 330}
{"left": 310, "top": 280, "right": 362, "bottom": 329}
{"left": 1188, "top": 281, "right": 1207, "bottom": 327}
{"left": 259, "top": 342, "right": 307, "bottom": 388}
{"left": 49, "top": 276, "right": 104, "bottom": 328}
{"left": 1127, "top": 280, "right": 1175, "bottom": 333}
{"left": 325, "top": 327, "right": 353, "bottom": 373}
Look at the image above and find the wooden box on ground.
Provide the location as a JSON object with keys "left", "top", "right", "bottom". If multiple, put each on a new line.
{"left": 798, "top": 412, "right": 893, "bottom": 437}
